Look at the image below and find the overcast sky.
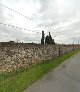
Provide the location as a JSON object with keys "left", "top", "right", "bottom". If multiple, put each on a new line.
{"left": 0, "top": 0, "right": 80, "bottom": 44}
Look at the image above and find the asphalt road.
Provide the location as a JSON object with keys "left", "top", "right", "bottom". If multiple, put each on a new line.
{"left": 24, "top": 52, "right": 80, "bottom": 92}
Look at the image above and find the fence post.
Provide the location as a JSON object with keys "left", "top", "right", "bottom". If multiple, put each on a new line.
{"left": 73, "top": 42, "right": 74, "bottom": 51}
{"left": 59, "top": 45, "right": 61, "bottom": 56}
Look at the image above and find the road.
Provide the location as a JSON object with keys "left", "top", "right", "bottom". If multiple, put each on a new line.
{"left": 24, "top": 52, "right": 80, "bottom": 92}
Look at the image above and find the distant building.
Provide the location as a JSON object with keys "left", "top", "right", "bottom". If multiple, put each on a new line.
{"left": 45, "top": 32, "right": 55, "bottom": 44}
{"left": 41, "top": 31, "right": 45, "bottom": 44}
{"left": 41, "top": 31, "right": 55, "bottom": 44}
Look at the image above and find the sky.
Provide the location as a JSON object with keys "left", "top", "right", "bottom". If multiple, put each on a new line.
{"left": 0, "top": 0, "right": 80, "bottom": 44}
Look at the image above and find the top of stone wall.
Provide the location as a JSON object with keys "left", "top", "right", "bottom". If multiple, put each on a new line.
{"left": 0, "top": 42, "right": 79, "bottom": 49}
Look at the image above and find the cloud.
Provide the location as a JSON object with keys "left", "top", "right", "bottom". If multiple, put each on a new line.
{"left": 0, "top": 0, "right": 80, "bottom": 44}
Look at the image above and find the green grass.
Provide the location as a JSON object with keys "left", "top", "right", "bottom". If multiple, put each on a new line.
{"left": 0, "top": 50, "right": 80, "bottom": 92}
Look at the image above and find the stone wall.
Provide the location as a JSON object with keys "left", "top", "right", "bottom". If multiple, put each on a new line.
{"left": 0, "top": 43, "right": 80, "bottom": 73}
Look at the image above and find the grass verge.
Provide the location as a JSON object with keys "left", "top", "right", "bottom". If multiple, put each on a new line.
{"left": 0, "top": 50, "right": 80, "bottom": 92}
